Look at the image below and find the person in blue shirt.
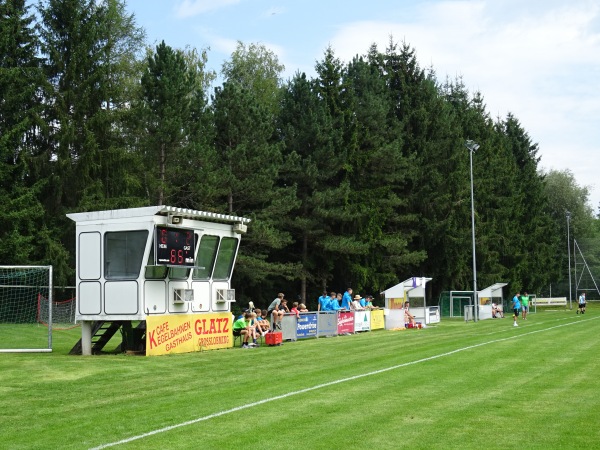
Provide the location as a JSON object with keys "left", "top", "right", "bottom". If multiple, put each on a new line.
{"left": 365, "top": 296, "right": 378, "bottom": 309}
{"left": 318, "top": 291, "right": 330, "bottom": 311}
{"left": 341, "top": 288, "right": 353, "bottom": 310}
{"left": 511, "top": 292, "right": 521, "bottom": 327}
{"left": 325, "top": 292, "right": 336, "bottom": 311}
{"left": 253, "top": 309, "right": 270, "bottom": 336}
{"left": 330, "top": 293, "right": 341, "bottom": 311}
{"left": 360, "top": 295, "right": 370, "bottom": 308}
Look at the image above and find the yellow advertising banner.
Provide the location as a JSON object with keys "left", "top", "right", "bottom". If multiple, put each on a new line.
{"left": 146, "top": 312, "right": 233, "bottom": 356}
{"left": 370, "top": 309, "right": 385, "bottom": 330}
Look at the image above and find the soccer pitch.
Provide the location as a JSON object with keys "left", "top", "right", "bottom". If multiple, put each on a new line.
{"left": 2, "top": 306, "right": 599, "bottom": 449}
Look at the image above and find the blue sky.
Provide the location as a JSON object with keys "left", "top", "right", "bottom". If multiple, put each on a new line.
{"left": 126, "top": 0, "right": 600, "bottom": 211}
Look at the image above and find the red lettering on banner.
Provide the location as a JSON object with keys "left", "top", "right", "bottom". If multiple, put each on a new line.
{"left": 194, "top": 317, "right": 231, "bottom": 335}
{"left": 215, "top": 317, "right": 223, "bottom": 333}
{"left": 148, "top": 330, "right": 157, "bottom": 348}
{"left": 155, "top": 321, "right": 169, "bottom": 334}
{"left": 222, "top": 317, "right": 229, "bottom": 333}
{"left": 148, "top": 314, "right": 232, "bottom": 355}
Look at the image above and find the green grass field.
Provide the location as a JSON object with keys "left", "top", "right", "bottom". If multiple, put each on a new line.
{"left": 2, "top": 305, "right": 599, "bottom": 450}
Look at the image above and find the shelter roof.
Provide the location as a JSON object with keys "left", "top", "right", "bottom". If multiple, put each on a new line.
{"left": 67, "top": 205, "right": 251, "bottom": 225}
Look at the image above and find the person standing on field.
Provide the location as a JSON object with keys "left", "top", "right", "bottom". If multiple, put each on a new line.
{"left": 512, "top": 292, "right": 521, "bottom": 327}
{"left": 521, "top": 292, "right": 530, "bottom": 320}
{"left": 577, "top": 292, "right": 586, "bottom": 314}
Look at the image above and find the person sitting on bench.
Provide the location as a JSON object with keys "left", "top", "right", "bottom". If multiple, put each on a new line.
{"left": 404, "top": 301, "right": 416, "bottom": 327}
{"left": 253, "top": 309, "right": 270, "bottom": 336}
{"left": 233, "top": 311, "right": 256, "bottom": 348}
{"left": 492, "top": 302, "right": 504, "bottom": 318}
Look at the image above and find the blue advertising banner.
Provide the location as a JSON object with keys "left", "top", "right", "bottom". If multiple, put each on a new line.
{"left": 296, "top": 313, "right": 318, "bottom": 338}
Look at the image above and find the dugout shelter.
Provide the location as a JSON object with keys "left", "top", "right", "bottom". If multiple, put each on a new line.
{"left": 382, "top": 277, "right": 438, "bottom": 328}
{"left": 67, "top": 206, "right": 250, "bottom": 355}
{"left": 477, "top": 283, "right": 507, "bottom": 319}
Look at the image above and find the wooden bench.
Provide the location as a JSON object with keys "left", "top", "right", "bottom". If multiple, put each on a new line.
{"left": 532, "top": 297, "right": 567, "bottom": 307}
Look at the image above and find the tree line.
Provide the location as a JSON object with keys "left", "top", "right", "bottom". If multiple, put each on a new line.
{"left": 1, "top": 0, "right": 597, "bottom": 308}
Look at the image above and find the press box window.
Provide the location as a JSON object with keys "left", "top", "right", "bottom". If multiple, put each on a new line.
{"left": 213, "top": 237, "right": 239, "bottom": 280}
{"left": 193, "top": 235, "right": 219, "bottom": 280}
{"left": 104, "top": 230, "right": 148, "bottom": 279}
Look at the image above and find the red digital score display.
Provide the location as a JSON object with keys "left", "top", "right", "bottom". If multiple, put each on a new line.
{"left": 155, "top": 227, "right": 195, "bottom": 266}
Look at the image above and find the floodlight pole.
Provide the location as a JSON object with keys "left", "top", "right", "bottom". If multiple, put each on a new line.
{"left": 466, "top": 140, "right": 480, "bottom": 322}
{"left": 566, "top": 211, "right": 572, "bottom": 310}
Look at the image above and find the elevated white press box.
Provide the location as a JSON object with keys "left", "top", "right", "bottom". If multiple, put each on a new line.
{"left": 67, "top": 206, "right": 250, "bottom": 355}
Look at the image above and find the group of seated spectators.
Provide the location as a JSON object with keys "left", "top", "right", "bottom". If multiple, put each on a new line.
{"left": 233, "top": 291, "right": 313, "bottom": 348}
{"left": 232, "top": 308, "right": 273, "bottom": 348}
{"left": 317, "top": 288, "right": 378, "bottom": 312}
{"left": 233, "top": 289, "right": 382, "bottom": 348}
{"left": 266, "top": 293, "right": 312, "bottom": 329}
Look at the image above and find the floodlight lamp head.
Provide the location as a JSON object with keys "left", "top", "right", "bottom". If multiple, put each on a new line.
{"left": 465, "top": 140, "right": 480, "bottom": 152}
{"left": 565, "top": 210, "right": 571, "bottom": 219}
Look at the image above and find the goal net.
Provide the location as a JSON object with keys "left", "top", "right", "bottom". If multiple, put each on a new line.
{"left": 37, "top": 294, "right": 77, "bottom": 329}
{"left": 0, "top": 266, "right": 53, "bottom": 352}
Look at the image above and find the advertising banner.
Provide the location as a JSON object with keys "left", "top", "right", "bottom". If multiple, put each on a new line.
{"left": 281, "top": 314, "right": 298, "bottom": 341}
{"left": 353, "top": 311, "right": 371, "bottom": 332}
{"left": 317, "top": 312, "right": 337, "bottom": 337}
{"left": 296, "top": 313, "right": 318, "bottom": 338}
{"left": 337, "top": 311, "right": 354, "bottom": 334}
{"left": 370, "top": 309, "right": 385, "bottom": 330}
{"left": 146, "top": 312, "right": 232, "bottom": 356}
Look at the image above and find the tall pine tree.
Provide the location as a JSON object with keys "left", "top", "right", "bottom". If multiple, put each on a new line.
{"left": 0, "top": 0, "right": 56, "bottom": 269}
{"left": 212, "top": 43, "right": 300, "bottom": 305}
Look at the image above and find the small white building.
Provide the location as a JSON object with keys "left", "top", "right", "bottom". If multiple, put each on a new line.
{"left": 477, "top": 282, "right": 507, "bottom": 319}
{"left": 67, "top": 206, "right": 250, "bottom": 355}
{"left": 382, "top": 277, "right": 438, "bottom": 328}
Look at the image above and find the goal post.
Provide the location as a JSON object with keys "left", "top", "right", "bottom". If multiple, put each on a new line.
{"left": 0, "top": 265, "right": 53, "bottom": 353}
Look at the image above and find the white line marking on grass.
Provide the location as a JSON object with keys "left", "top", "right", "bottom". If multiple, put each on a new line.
{"left": 91, "top": 316, "right": 598, "bottom": 449}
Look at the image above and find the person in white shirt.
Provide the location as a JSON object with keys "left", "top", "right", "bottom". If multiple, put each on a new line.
{"left": 577, "top": 292, "right": 586, "bottom": 314}
{"left": 351, "top": 294, "right": 365, "bottom": 311}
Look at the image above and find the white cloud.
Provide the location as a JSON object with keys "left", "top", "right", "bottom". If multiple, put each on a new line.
{"left": 209, "top": 34, "right": 240, "bottom": 56}
{"left": 191, "top": 27, "right": 288, "bottom": 77}
{"left": 322, "top": 0, "right": 600, "bottom": 208}
{"left": 175, "top": 0, "right": 241, "bottom": 19}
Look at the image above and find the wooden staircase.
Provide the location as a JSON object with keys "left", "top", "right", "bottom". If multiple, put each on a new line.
{"left": 69, "top": 321, "right": 127, "bottom": 355}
